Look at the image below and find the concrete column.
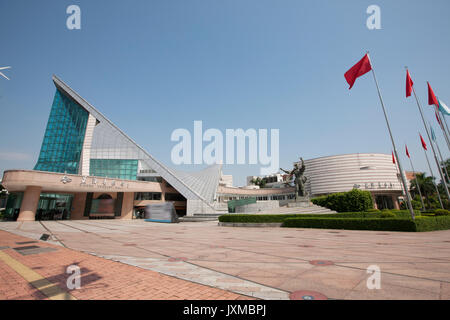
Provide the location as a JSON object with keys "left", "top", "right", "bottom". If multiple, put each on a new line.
{"left": 70, "top": 193, "right": 88, "bottom": 220}
{"left": 17, "top": 186, "right": 42, "bottom": 221}
{"left": 393, "top": 195, "right": 400, "bottom": 210}
{"left": 160, "top": 180, "right": 166, "bottom": 201}
{"left": 120, "top": 192, "right": 134, "bottom": 220}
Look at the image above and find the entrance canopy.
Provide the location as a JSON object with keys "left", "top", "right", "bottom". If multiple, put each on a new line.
{"left": 2, "top": 170, "right": 162, "bottom": 193}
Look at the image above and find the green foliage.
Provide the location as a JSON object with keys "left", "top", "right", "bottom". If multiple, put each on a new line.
{"left": 380, "top": 211, "right": 396, "bottom": 218}
{"left": 282, "top": 216, "right": 450, "bottom": 232}
{"left": 250, "top": 177, "right": 266, "bottom": 188}
{"left": 414, "top": 216, "right": 450, "bottom": 231}
{"left": 283, "top": 218, "right": 417, "bottom": 232}
{"left": 434, "top": 209, "right": 450, "bottom": 216}
{"left": 409, "top": 172, "right": 450, "bottom": 210}
{"left": 219, "top": 214, "right": 335, "bottom": 223}
{"left": 404, "top": 199, "right": 425, "bottom": 210}
{"left": 311, "top": 189, "right": 373, "bottom": 212}
{"left": 218, "top": 210, "right": 419, "bottom": 223}
{"left": 219, "top": 209, "right": 438, "bottom": 232}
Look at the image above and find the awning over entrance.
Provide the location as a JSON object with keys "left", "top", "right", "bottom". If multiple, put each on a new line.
{"left": 2, "top": 170, "right": 162, "bottom": 193}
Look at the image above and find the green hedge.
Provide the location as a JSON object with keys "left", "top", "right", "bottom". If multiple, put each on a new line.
{"left": 311, "top": 189, "right": 373, "bottom": 212}
{"left": 282, "top": 216, "right": 450, "bottom": 232}
{"left": 218, "top": 211, "right": 449, "bottom": 232}
{"left": 218, "top": 210, "right": 418, "bottom": 223}
{"left": 414, "top": 216, "right": 450, "bottom": 231}
{"left": 434, "top": 209, "right": 450, "bottom": 216}
{"left": 283, "top": 218, "right": 416, "bottom": 231}
{"left": 218, "top": 214, "right": 331, "bottom": 223}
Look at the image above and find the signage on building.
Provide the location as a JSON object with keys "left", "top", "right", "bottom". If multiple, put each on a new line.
{"left": 353, "top": 182, "right": 396, "bottom": 190}
{"left": 74, "top": 175, "right": 130, "bottom": 190}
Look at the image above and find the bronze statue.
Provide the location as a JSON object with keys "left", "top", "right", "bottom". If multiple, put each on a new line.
{"left": 280, "top": 158, "right": 309, "bottom": 201}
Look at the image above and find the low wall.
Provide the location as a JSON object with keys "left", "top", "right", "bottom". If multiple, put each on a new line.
{"left": 235, "top": 200, "right": 279, "bottom": 213}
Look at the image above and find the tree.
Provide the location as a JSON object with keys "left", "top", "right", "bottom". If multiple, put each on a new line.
{"left": 442, "top": 158, "right": 450, "bottom": 184}
{"left": 409, "top": 173, "right": 439, "bottom": 209}
{"left": 250, "top": 177, "right": 266, "bottom": 188}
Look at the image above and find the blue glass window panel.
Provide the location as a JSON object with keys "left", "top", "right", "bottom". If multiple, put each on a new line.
{"left": 89, "top": 159, "right": 138, "bottom": 180}
{"left": 34, "top": 89, "right": 89, "bottom": 174}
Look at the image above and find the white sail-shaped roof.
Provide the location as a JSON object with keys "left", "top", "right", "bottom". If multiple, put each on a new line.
{"left": 52, "top": 75, "right": 220, "bottom": 209}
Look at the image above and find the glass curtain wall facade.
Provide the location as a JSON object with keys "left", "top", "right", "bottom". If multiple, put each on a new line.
{"left": 30, "top": 76, "right": 221, "bottom": 214}
{"left": 90, "top": 159, "right": 138, "bottom": 180}
{"left": 34, "top": 90, "right": 89, "bottom": 174}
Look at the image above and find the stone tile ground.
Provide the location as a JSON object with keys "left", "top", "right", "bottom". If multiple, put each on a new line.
{"left": 1, "top": 220, "right": 450, "bottom": 300}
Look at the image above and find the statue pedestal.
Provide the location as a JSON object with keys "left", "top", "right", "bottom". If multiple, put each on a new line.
{"left": 287, "top": 197, "right": 312, "bottom": 208}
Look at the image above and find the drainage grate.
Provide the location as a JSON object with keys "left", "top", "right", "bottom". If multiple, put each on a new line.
{"left": 13, "top": 246, "right": 40, "bottom": 251}
{"left": 15, "top": 241, "right": 38, "bottom": 245}
{"left": 40, "top": 234, "right": 50, "bottom": 241}
{"left": 13, "top": 246, "right": 57, "bottom": 256}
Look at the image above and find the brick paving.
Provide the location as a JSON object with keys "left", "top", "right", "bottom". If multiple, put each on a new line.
{"left": 0, "top": 230, "right": 250, "bottom": 300}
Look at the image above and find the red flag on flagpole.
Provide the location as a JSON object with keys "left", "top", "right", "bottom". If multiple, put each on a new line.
{"left": 392, "top": 151, "right": 396, "bottom": 164}
{"left": 406, "top": 145, "right": 410, "bottom": 158}
{"left": 344, "top": 54, "right": 372, "bottom": 89}
{"left": 420, "top": 134, "right": 427, "bottom": 150}
{"left": 406, "top": 70, "right": 414, "bottom": 98}
{"left": 428, "top": 82, "right": 439, "bottom": 106}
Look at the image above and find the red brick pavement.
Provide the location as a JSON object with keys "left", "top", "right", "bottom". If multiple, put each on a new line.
{"left": 0, "top": 230, "right": 252, "bottom": 300}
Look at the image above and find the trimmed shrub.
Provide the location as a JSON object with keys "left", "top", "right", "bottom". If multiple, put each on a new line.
{"left": 282, "top": 216, "right": 450, "bottom": 232}
{"left": 282, "top": 218, "right": 416, "bottom": 232}
{"left": 218, "top": 210, "right": 420, "bottom": 224}
{"left": 414, "top": 216, "right": 450, "bottom": 232}
{"left": 311, "top": 189, "right": 373, "bottom": 212}
{"left": 434, "top": 209, "right": 450, "bottom": 216}
{"left": 380, "top": 211, "right": 396, "bottom": 218}
{"left": 219, "top": 214, "right": 338, "bottom": 224}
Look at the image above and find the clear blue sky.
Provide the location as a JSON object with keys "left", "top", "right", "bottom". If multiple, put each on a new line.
{"left": 1, "top": 0, "right": 450, "bottom": 186}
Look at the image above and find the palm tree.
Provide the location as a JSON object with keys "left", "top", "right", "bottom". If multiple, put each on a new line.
{"left": 409, "top": 173, "right": 437, "bottom": 209}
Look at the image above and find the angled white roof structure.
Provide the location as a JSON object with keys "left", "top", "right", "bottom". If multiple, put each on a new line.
{"left": 52, "top": 75, "right": 220, "bottom": 210}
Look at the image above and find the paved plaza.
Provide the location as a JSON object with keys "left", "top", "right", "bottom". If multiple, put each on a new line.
{"left": 1, "top": 220, "right": 450, "bottom": 300}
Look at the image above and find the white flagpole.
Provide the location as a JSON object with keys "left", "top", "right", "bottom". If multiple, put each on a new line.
{"left": 407, "top": 152, "right": 426, "bottom": 211}
{"left": 432, "top": 131, "right": 450, "bottom": 187}
{"left": 367, "top": 54, "right": 415, "bottom": 219}
{"left": 442, "top": 112, "right": 450, "bottom": 139}
{"left": 436, "top": 100, "right": 450, "bottom": 140}
{"left": 408, "top": 68, "right": 450, "bottom": 201}
{"left": 436, "top": 107, "right": 450, "bottom": 151}
{"left": 421, "top": 139, "right": 444, "bottom": 209}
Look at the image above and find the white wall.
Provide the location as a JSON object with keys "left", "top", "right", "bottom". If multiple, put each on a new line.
{"left": 301, "top": 153, "right": 404, "bottom": 196}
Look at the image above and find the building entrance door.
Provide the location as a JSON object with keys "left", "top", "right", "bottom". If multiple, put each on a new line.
{"left": 36, "top": 194, "right": 73, "bottom": 220}
{"left": 376, "top": 195, "right": 394, "bottom": 210}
